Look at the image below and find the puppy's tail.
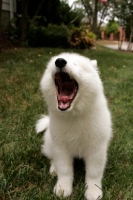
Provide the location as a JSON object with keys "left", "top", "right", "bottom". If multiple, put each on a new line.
{"left": 35, "top": 115, "right": 49, "bottom": 134}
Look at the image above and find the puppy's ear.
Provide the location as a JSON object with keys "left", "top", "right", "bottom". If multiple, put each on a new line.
{"left": 90, "top": 60, "right": 99, "bottom": 73}
{"left": 90, "top": 60, "right": 97, "bottom": 69}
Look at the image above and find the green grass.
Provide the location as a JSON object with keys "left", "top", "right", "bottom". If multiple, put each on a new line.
{"left": 0, "top": 46, "right": 133, "bottom": 200}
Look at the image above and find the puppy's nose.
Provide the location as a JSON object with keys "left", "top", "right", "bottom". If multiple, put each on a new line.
{"left": 55, "top": 58, "right": 67, "bottom": 69}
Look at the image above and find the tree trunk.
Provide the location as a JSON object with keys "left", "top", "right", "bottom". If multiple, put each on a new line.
{"left": 127, "top": 17, "right": 133, "bottom": 51}
{"left": 92, "top": 0, "right": 98, "bottom": 33}
{"left": 81, "top": 0, "right": 94, "bottom": 25}
{"left": 21, "top": 0, "right": 28, "bottom": 42}
{"left": 127, "top": 29, "right": 133, "bottom": 51}
{"left": 98, "top": 3, "right": 108, "bottom": 30}
{"left": 0, "top": 0, "right": 2, "bottom": 38}
{"left": 118, "top": 28, "right": 125, "bottom": 50}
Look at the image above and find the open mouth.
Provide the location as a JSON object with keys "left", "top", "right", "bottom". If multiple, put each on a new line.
{"left": 55, "top": 72, "right": 78, "bottom": 111}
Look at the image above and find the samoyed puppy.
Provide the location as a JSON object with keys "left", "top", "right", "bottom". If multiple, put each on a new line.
{"left": 36, "top": 53, "right": 112, "bottom": 200}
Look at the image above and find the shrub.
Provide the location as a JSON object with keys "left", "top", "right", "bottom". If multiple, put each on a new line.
{"left": 9, "top": 17, "right": 22, "bottom": 45}
{"left": 105, "top": 21, "right": 119, "bottom": 35}
{"left": 69, "top": 26, "right": 96, "bottom": 49}
{"left": 27, "top": 24, "right": 70, "bottom": 48}
{"left": 27, "top": 26, "right": 47, "bottom": 47}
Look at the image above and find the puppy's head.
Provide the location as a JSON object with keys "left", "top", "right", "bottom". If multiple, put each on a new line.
{"left": 40, "top": 53, "right": 103, "bottom": 114}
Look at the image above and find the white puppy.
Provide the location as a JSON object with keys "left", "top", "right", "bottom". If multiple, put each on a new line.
{"left": 36, "top": 53, "right": 112, "bottom": 200}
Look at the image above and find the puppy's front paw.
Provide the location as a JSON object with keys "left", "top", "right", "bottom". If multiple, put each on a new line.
{"left": 49, "top": 162, "right": 56, "bottom": 175}
{"left": 54, "top": 180, "right": 72, "bottom": 197}
{"left": 85, "top": 185, "right": 103, "bottom": 200}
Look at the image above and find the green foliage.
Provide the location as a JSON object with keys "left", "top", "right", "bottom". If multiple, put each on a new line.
{"left": 17, "top": 0, "right": 83, "bottom": 27}
{"left": 9, "top": 24, "right": 19, "bottom": 45}
{"left": 56, "top": 1, "right": 83, "bottom": 27}
{"left": 105, "top": 21, "right": 119, "bottom": 35}
{"left": 27, "top": 23, "right": 96, "bottom": 49}
{"left": 30, "top": 16, "right": 47, "bottom": 27}
{"left": 9, "top": 17, "right": 22, "bottom": 45}
{"left": 9, "top": 16, "right": 95, "bottom": 49}
{"left": 113, "top": 0, "right": 133, "bottom": 27}
{"left": 9, "top": 0, "right": 84, "bottom": 45}
{"left": 27, "top": 26, "right": 47, "bottom": 47}
{"left": 69, "top": 25, "right": 96, "bottom": 49}
{"left": 28, "top": 24, "right": 70, "bottom": 48}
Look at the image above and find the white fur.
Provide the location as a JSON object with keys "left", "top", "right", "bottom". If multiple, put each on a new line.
{"left": 36, "top": 115, "right": 49, "bottom": 133}
{"left": 36, "top": 53, "right": 112, "bottom": 200}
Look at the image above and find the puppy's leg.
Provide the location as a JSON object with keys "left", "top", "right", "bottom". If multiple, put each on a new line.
{"left": 41, "top": 129, "right": 53, "bottom": 158}
{"left": 41, "top": 129, "right": 56, "bottom": 174}
{"left": 53, "top": 148, "right": 73, "bottom": 197}
{"left": 49, "top": 160, "right": 56, "bottom": 175}
{"left": 84, "top": 144, "right": 108, "bottom": 200}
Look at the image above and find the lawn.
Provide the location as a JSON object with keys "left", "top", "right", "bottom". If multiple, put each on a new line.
{"left": 0, "top": 46, "right": 133, "bottom": 200}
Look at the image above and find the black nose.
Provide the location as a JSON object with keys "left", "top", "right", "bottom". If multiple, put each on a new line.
{"left": 55, "top": 58, "right": 67, "bottom": 69}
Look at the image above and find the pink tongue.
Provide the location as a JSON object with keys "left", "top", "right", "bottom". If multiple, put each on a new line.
{"left": 59, "top": 96, "right": 70, "bottom": 103}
